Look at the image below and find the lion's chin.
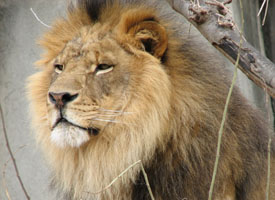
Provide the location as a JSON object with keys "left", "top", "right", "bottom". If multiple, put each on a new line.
{"left": 50, "top": 123, "right": 90, "bottom": 148}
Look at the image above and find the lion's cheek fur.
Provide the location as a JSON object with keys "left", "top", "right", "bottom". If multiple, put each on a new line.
{"left": 27, "top": 70, "right": 52, "bottom": 144}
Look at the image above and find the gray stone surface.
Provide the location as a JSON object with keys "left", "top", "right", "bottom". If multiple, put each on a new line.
{"left": 0, "top": 1, "right": 65, "bottom": 199}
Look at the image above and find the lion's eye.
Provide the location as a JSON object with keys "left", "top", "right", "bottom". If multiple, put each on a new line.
{"left": 54, "top": 64, "right": 64, "bottom": 74}
{"left": 95, "top": 64, "right": 114, "bottom": 75}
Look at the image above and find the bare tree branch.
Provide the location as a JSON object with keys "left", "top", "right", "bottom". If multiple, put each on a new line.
{"left": 166, "top": 0, "right": 275, "bottom": 99}
{"left": 0, "top": 104, "right": 30, "bottom": 200}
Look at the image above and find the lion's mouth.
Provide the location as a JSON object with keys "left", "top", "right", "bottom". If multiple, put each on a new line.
{"left": 52, "top": 117, "right": 100, "bottom": 135}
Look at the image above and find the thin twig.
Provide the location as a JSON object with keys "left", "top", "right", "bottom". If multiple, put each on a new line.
{"left": 140, "top": 160, "right": 155, "bottom": 200}
{"left": 257, "top": 0, "right": 269, "bottom": 26}
{"left": 2, "top": 144, "right": 28, "bottom": 200}
{"left": 256, "top": 0, "right": 272, "bottom": 197}
{"left": 30, "top": 8, "right": 51, "bottom": 28}
{"left": 87, "top": 160, "right": 155, "bottom": 200}
{"left": 0, "top": 104, "right": 31, "bottom": 200}
{"left": 208, "top": 0, "right": 244, "bottom": 199}
{"left": 266, "top": 137, "right": 272, "bottom": 200}
{"left": 262, "top": 0, "right": 269, "bottom": 26}
{"left": 4, "top": 189, "right": 12, "bottom": 200}
{"left": 264, "top": 71, "right": 272, "bottom": 200}
{"left": 224, "top": 0, "right": 232, "bottom": 5}
{"left": 257, "top": 0, "right": 267, "bottom": 16}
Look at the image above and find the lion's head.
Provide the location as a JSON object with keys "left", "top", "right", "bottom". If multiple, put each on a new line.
{"left": 46, "top": 15, "right": 170, "bottom": 148}
{"left": 30, "top": 5, "right": 172, "bottom": 147}
{"left": 27, "top": 2, "right": 179, "bottom": 198}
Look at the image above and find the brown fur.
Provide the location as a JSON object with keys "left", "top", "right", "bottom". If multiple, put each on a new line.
{"left": 27, "top": 1, "right": 275, "bottom": 199}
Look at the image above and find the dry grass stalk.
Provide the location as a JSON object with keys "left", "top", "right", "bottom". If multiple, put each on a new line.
{"left": 87, "top": 160, "right": 155, "bottom": 200}
{"left": 208, "top": 0, "right": 244, "bottom": 199}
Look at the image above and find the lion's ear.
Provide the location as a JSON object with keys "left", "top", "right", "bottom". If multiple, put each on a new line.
{"left": 116, "top": 11, "right": 168, "bottom": 59}
{"left": 128, "top": 21, "right": 167, "bottom": 59}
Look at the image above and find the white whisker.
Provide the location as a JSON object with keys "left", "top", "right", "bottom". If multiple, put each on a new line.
{"left": 99, "top": 108, "right": 134, "bottom": 114}
{"left": 79, "top": 112, "right": 132, "bottom": 119}
{"left": 41, "top": 115, "right": 48, "bottom": 119}
{"left": 93, "top": 118, "right": 121, "bottom": 123}
{"left": 93, "top": 118, "right": 133, "bottom": 126}
{"left": 96, "top": 114, "right": 121, "bottom": 118}
{"left": 79, "top": 113, "right": 99, "bottom": 117}
{"left": 102, "top": 111, "right": 133, "bottom": 115}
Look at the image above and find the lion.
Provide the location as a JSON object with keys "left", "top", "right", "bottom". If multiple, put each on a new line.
{"left": 27, "top": 0, "right": 275, "bottom": 199}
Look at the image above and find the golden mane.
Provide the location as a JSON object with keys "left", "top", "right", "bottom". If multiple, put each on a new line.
{"left": 27, "top": 1, "right": 275, "bottom": 199}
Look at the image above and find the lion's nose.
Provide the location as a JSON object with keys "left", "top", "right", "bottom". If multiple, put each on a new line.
{"left": 48, "top": 92, "right": 78, "bottom": 108}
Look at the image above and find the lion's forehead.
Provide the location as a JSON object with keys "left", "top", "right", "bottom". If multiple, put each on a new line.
{"left": 58, "top": 27, "right": 120, "bottom": 67}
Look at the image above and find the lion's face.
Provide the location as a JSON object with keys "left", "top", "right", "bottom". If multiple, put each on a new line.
{"left": 40, "top": 11, "right": 170, "bottom": 148}
{"left": 47, "top": 26, "right": 133, "bottom": 147}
